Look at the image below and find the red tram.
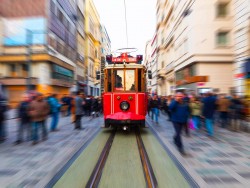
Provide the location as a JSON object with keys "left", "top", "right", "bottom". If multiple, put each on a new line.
{"left": 102, "top": 50, "right": 151, "bottom": 130}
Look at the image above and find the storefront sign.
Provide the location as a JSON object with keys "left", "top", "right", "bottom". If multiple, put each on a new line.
{"left": 234, "top": 73, "right": 245, "bottom": 79}
{"left": 197, "top": 82, "right": 205, "bottom": 86}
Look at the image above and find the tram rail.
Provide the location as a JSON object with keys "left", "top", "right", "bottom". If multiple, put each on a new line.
{"left": 86, "top": 128, "right": 158, "bottom": 188}
{"left": 135, "top": 128, "right": 158, "bottom": 188}
{"left": 86, "top": 130, "right": 116, "bottom": 188}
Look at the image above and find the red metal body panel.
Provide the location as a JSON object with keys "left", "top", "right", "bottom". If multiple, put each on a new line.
{"left": 103, "top": 92, "right": 147, "bottom": 121}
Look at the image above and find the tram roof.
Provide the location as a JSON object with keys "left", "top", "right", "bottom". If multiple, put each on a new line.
{"left": 104, "top": 63, "right": 146, "bottom": 69}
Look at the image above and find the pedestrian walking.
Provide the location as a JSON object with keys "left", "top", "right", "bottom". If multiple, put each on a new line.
{"left": 166, "top": 95, "right": 173, "bottom": 121}
{"left": 230, "top": 95, "right": 243, "bottom": 131}
{"left": 29, "top": 93, "right": 50, "bottom": 145}
{"left": 75, "top": 92, "right": 84, "bottom": 130}
{"left": 47, "top": 94, "right": 62, "bottom": 131}
{"left": 169, "top": 92, "right": 190, "bottom": 155}
{"left": 150, "top": 95, "right": 160, "bottom": 124}
{"left": 147, "top": 95, "right": 152, "bottom": 117}
{"left": 0, "top": 94, "right": 8, "bottom": 143}
{"left": 183, "top": 94, "right": 191, "bottom": 137}
{"left": 91, "top": 97, "right": 99, "bottom": 117}
{"left": 216, "top": 94, "right": 231, "bottom": 128}
{"left": 60, "top": 94, "right": 68, "bottom": 117}
{"left": 14, "top": 93, "right": 31, "bottom": 144}
{"left": 202, "top": 92, "right": 217, "bottom": 136}
{"left": 85, "top": 95, "right": 92, "bottom": 116}
{"left": 189, "top": 96, "right": 202, "bottom": 130}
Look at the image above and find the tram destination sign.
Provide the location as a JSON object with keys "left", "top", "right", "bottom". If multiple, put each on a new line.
{"left": 112, "top": 57, "right": 137, "bottom": 63}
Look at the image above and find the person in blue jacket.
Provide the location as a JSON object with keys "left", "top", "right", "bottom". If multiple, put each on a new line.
{"left": 47, "top": 94, "right": 62, "bottom": 131}
{"left": 202, "top": 92, "right": 217, "bottom": 136}
{"left": 169, "top": 92, "right": 190, "bottom": 155}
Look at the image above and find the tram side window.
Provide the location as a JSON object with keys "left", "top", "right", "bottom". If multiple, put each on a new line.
{"left": 138, "top": 69, "right": 142, "bottom": 92}
{"left": 107, "top": 69, "right": 112, "bottom": 92}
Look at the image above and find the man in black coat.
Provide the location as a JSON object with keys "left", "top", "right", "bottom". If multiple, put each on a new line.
{"left": 14, "top": 93, "right": 31, "bottom": 144}
{"left": 0, "top": 94, "right": 8, "bottom": 143}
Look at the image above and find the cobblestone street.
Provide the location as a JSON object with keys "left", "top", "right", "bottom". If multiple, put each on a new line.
{"left": 147, "top": 112, "right": 250, "bottom": 188}
{"left": 0, "top": 110, "right": 101, "bottom": 188}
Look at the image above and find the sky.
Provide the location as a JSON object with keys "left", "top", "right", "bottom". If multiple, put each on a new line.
{"left": 93, "top": 0, "right": 156, "bottom": 55}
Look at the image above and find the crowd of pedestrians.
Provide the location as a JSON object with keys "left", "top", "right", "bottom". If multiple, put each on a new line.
{"left": 0, "top": 91, "right": 103, "bottom": 145}
{"left": 148, "top": 92, "right": 250, "bottom": 155}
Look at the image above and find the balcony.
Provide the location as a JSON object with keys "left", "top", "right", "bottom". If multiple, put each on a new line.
{"left": 51, "top": 79, "right": 73, "bottom": 87}
{"left": 0, "top": 77, "right": 38, "bottom": 85}
{"left": 165, "top": 61, "right": 175, "bottom": 73}
{"left": 157, "top": 68, "right": 167, "bottom": 79}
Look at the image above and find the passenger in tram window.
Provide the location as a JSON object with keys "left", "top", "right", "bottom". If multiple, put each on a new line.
{"left": 129, "top": 84, "right": 135, "bottom": 91}
{"left": 115, "top": 75, "right": 123, "bottom": 88}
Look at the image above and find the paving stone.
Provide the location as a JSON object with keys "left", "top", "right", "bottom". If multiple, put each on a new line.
{"left": 19, "top": 179, "right": 40, "bottom": 187}
{"left": 238, "top": 172, "right": 250, "bottom": 179}
{"left": 220, "top": 160, "right": 236, "bottom": 165}
{"left": 203, "top": 177, "right": 222, "bottom": 184}
{"left": 0, "top": 170, "right": 18, "bottom": 176}
{"left": 190, "top": 147, "right": 203, "bottom": 152}
{"left": 207, "top": 160, "right": 222, "bottom": 165}
{"left": 227, "top": 153, "right": 242, "bottom": 157}
{"left": 219, "top": 177, "right": 240, "bottom": 183}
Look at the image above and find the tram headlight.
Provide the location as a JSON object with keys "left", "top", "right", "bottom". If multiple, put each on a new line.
{"left": 120, "top": 101, "right": 130, "bottom": 111}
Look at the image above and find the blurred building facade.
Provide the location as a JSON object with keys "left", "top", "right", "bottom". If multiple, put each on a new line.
{"left": 76, "top": 0, "right": 86, "bottom": 93}
{"left": 233, "top": 0, "right": 250, "bottom": 98}
{"left": 84, "top": 0, "right": 101, "bottom": 96}
{"left": 144, "top": 40, "right": 153, "bottom": 93}
{"left": 155, "top": 0, "right": 234, "bottom": 96}
{"left": 144, "top": 34, "right": 157, "bottom": 94}
{"left": 0, "top": 0, "right": 78, "bottom": 106}
{"left": 100, "top": 25, "right": 111, "bottom": 94}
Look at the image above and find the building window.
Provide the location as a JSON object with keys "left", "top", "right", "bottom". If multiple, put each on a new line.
{"left": 161, "top": 38, "right": 164, "bottom": 45}
{"left": 216, "top": 31, "right": 229, "bottom": 46}
{"left": 217, "top": 3, "right": 228, "bottom": 17}
{"left": 58, "top": 10, "right": 64, "bottom": 23}
{"left": 161, "top": 61, "right": 164, "bottom": 68}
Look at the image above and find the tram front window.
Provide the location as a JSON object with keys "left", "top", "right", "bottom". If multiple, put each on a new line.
{"left": 125, "top": 70, "right": 135, "bottom": 91}
{"left": 114, "top": 70, "right": 124, "bottom": 91}
{"left": 114, "top": 69, "right": 135, "bottom": 91}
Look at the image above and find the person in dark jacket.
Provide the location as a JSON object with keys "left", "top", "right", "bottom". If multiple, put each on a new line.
{"left": 14, "top": 93, "right": 31, "bottom": 144}
{"left": 84, "top": 95, "right": 92, "bottom": 116}
{"left": 147, "top": 95, "right": 152, "bottom": 117}
{"left": 75, "top": 92, "right": 84, "bottom": 129}
{"left": 169, "top": 92, "right": 190, "bottom": 155}
{"left": 150, "top": 95, "right": 160, "bottom": 123}
{"left": 202, "top": 92, "right": 217, "bottom": 136}
{"left": 91, "top": 97, "right": 99, "bottom": 117}
{"left": 0, "top": 94, "right": 8, "bottom": 143}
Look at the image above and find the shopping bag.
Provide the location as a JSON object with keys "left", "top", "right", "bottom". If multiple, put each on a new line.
{"left": 188, "top": 119, "right": 195, "bottom": 130}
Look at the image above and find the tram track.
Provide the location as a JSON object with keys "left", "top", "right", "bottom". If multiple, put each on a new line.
{"left": 86, "top": 128, "right": 158, "bottom": 188}
{"left": 86, "top": 130, "right": 116, "bottom": 188}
